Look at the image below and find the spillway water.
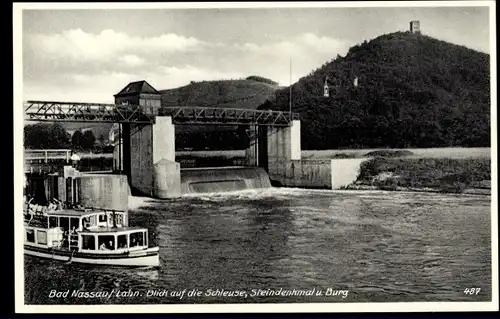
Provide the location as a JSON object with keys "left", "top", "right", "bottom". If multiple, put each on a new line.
{"left": 180, "top": 167, "right": 272, "bottom": 194}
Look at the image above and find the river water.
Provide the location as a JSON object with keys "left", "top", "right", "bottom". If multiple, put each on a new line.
{"left": 24, "top": 188, "right": 492, "bottom": 304}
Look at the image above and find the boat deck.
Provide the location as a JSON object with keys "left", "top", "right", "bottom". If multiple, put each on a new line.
{"left": 79, "top": 226, "right": 145, "bottom": 233}
{"left": 43, "top": 208, "right": 126, "bottom": 217}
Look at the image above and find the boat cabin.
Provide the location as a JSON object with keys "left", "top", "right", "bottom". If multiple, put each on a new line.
{"left": 24, "top": 208, "right": 149, "bottom": 253}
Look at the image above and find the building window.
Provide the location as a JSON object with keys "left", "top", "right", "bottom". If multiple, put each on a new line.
{"left": 26, "top": 229, "right": 35, "bottom": 243}
{"left": 82, "top": 235, "right": 96, "bottom": 250}
{"left": 37, "top": 230, "right": 47, "bottom": 245}
{"left": 130, "top": 232, "right": 144, "bottom": 247}
{"left": 117, "top": 234, "right": 128, "bottom": 249}
{"left": 98, "top": 235, "right": 115, "bottom": 250}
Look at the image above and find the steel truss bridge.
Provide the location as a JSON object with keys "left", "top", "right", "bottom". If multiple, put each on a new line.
{"left": 24, "top": 101, "right": 299, "bottom": 126}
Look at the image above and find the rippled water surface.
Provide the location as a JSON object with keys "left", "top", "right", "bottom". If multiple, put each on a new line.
{"left": 24, "top": 189, "right": 492, "bottom": 304}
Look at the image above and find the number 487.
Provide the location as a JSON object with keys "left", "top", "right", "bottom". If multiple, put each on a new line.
{"left": 464, "top": 288, "right": 481, "bottom": 295}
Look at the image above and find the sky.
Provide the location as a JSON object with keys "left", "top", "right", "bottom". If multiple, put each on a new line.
{"left": 20, "top": 3, "right": 493, "bottom": 103}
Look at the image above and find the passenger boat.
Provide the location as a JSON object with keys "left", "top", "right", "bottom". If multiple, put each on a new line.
{"left": 23, "top": 199, "right": 160, "bottom": 267}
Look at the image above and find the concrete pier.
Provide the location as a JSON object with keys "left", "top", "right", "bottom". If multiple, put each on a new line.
{"left": 153, "top": 159, "right": 181, "bottom": 198}
{"left": 266, "top": 120, "right": 301, "bottom": 179}
{"left": 266, "top": 158, "right": 369, "bottom": 189}
{"left": 115, "top": 81, "right": 181, "bottom": 199}
{"left": 245, "top": 119, "right": 368, "bottom": 190}
{"left": 79, "top": 173, "right": 130, "bottom": 211}
{"left": 125, "top": 117, "right": 181, "bottom": 198}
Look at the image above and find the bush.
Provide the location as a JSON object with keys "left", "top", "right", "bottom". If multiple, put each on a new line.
{"left": 364, "top": 150, "right": 414, "bottom": 157}
{"left": 355, "top": 157, "right": 491, "bottom": 193}
{"left": 332, "top": 153, "right": 357, "bottom": 159}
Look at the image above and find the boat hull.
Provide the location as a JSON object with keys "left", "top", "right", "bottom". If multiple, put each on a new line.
{"left": 24, "top": 245, "right": 160, "bottom": 267}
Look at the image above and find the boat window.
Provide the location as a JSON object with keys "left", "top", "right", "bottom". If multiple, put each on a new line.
{"left": 109, "top": 212, "right": 123, "bottom": 227}
{"left": 59, "top": 217, "right": 69, "bottom": 231}
{"left": 26, "top": 229, "right": 35, "bottom": 243}
{"left": 98, "top": 235, "right": 115, "bottom": 250}
{"left": 130, "top": 232, "right": 144, "bottom": 247}
{"left": 82, "top": 235, "right": 96, "bottom": 250}
{"left": 49, "top": 216, "right": 58, "bottom": 228}
{"left": 82, "top": 217, "right": 88, "bottom": 229}
{"left": 117, "top": 234, "right": 128, "bottom": 249}
{"left": 89, "top": 215, "right": 96, "bottom": 226}
{"left": 70, "top": 217, "right": 79, "bottom": 232}
{"left": 82, "top": 216, "right": 96, "bottom": 229}
{"left": 115, "top": 213, "right": 123, "bottom": 226}
{"left": 98, "top": 214, "right": 107, "bottom": 223}
{"left": 37, "top": 230, "right": 47, "bottom": 245}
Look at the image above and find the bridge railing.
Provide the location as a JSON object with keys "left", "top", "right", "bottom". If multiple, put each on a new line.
{"left": 160, "top": 106, "right": 299, "bottom": 126}
{"left": 24, "top": 101, "right": 160, "bottom": 123}
{"left": 24, "top": 100, "right": 300, "bottom": 126}
{"left": 24, "top": 149, "right": 71, "bottom": 163}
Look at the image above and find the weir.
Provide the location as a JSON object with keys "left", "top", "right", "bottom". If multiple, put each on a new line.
{"left": 109, "top": 80, "right": 360, "bottom": 196}
{"left": 24, "top": 80, "right": 367, "bottom": 200}
{"left": 111, "top": 81, "right": 302, "bottom": 198}
{"left": 180, "top": 167, "right": 271, "bottom": 194}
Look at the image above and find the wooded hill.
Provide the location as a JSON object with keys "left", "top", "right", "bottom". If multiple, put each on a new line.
{"left": 262, "top": 31, "right": 490, "bottom": 149}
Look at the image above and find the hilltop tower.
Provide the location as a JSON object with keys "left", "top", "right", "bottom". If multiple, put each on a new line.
{"left": 410, "top": 20, "right": 421, "bottom": 34}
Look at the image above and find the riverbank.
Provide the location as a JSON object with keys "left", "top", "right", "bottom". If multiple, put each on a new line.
{"left": 345, "top": 157, "right": 491, "bottom": 195}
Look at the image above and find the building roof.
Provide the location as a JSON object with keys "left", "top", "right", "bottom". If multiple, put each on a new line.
{"left": 114, "top": 80, "right": 161, "bottom": 97}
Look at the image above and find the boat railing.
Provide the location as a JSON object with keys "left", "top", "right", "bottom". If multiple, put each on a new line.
{"left": 73, "top": 206, "right": 127, "bottom": 214}
{"left": 24, "top": 198, "right": 127, "bottom": 216}
{"left": 24, "top": 198, "right": 65, "bottom": 216}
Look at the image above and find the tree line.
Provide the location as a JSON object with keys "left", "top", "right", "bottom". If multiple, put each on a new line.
{"left": 24, "top": 123, "right": 112, "bottom": 152}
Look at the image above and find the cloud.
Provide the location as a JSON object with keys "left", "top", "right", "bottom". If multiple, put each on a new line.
{"left": 28, "top": 29, "right": 204, "bottom": 62}
{"left": 226, "top": 33, "right": 351, "bottom": 85}
{"left": 158, "top": 65, "right": 245, "bottom": 83}
{"left": 118, "top": 54, "right": 146, "bottom": 67}
{"left": 23, "top": 29, "right": 352, "bottom": 102}
{"left": 298, "top": 33, "right": 347, "bottom": 54}
{"left": 240, "top": 33, "right": 348, "bottom": 57}
{"left": 24, "top": 66, "right": 247, "bottom": 103}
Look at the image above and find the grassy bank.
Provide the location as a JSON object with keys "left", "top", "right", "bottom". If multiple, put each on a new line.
{"left": 349, "top": 157, "right": 491, "bottom": 193}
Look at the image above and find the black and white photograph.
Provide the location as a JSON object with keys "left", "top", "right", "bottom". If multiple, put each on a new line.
{"left": 14, "top": 1, "right": 497, "bottom": 313}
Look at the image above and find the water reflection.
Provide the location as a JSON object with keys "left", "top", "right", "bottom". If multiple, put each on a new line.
{"left": 241, "top": 199, "right": 294, "bottom": 286}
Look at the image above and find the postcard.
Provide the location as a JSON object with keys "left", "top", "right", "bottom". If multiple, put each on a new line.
{"left": 14, "top": 1, "right": 498, "bottom": 313}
